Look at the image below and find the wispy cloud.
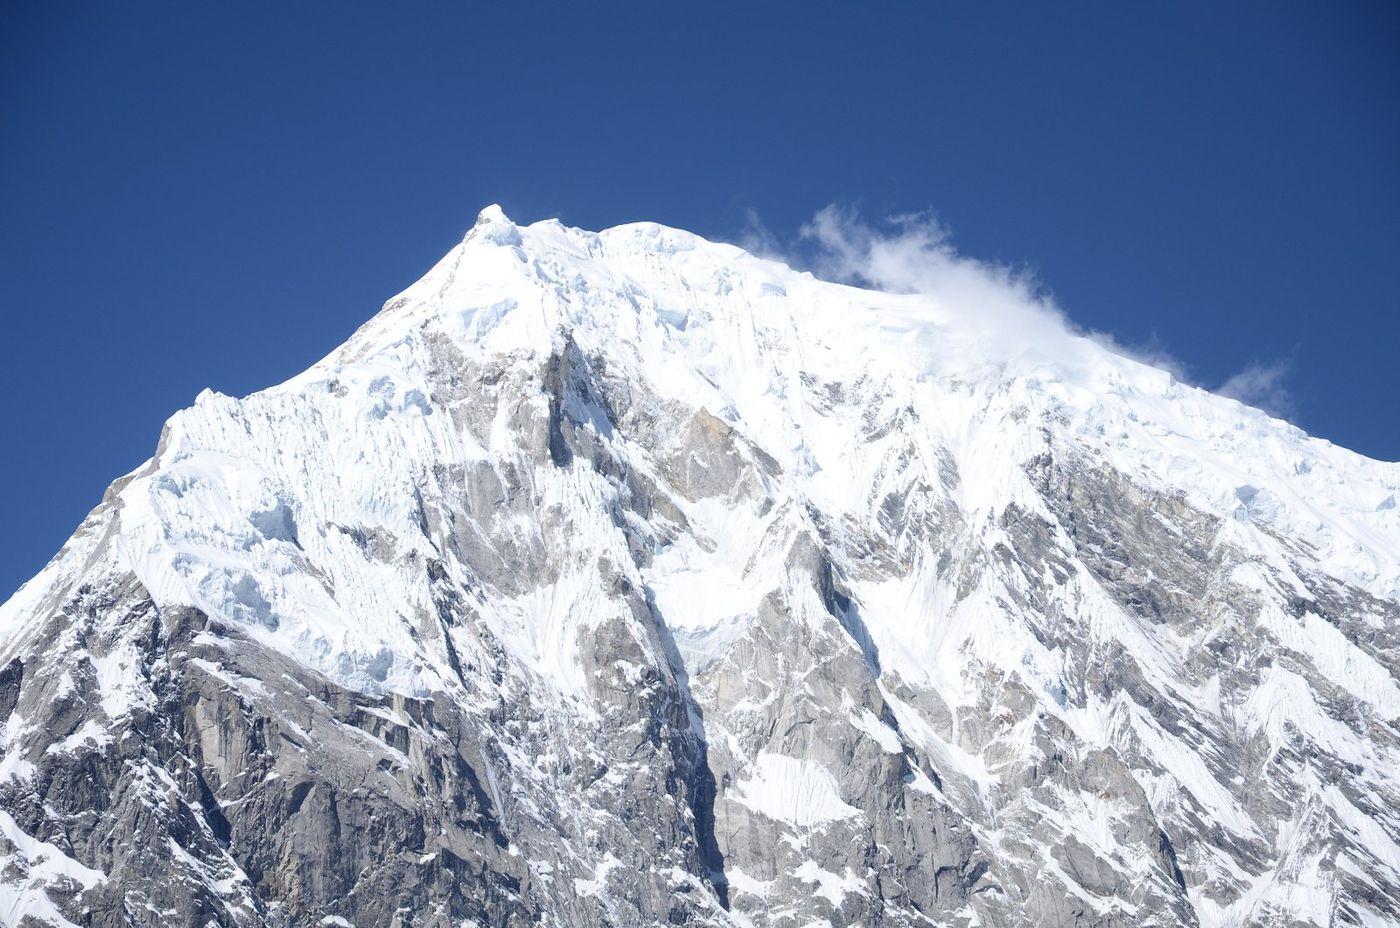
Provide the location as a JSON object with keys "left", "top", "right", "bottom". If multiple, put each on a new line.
{"left": 795, "top": 205, "right": 1094, "bottom": 374}
{"left": 736, "top": 208, "right": 783, "bottom": 260}
{"left": 1216, "top": 361, "right": 1294, "bottom": 419}
{"left": 736, "top": 204, "right": 1292, "bottom": 420}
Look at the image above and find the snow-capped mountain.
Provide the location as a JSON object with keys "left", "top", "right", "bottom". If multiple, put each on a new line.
{"left": 2, "top": 206, "right": 1398, "bottom": 928}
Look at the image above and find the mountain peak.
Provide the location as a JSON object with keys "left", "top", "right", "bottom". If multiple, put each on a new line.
{"left": 467, "top": 202, "right": 522, "bottom": 246}
{"left": 1, "top": 209, "right": 1398, "bottom": 927}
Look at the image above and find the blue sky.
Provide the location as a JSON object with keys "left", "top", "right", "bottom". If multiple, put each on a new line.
{"left": 2, "top": 2, "right": 1398, "bottom": 596}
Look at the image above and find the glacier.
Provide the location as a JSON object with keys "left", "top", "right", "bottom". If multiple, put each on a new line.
{"left": 0, "top": 205, "right": 1397, "bottom": 927}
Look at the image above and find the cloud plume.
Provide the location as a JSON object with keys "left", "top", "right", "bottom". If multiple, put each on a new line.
{"left": 793, "top": 205, "right": 1166, "bottom": 382}
{"left": 738, "top": 204, "right": 1291, "bottom": 420}
{"left": 1217, "top": 361, "right": 1294, "bottom": 419}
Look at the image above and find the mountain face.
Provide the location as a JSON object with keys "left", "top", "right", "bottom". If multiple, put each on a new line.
{"left": 2, "top": 206, "right": 1399, "bottom": 928}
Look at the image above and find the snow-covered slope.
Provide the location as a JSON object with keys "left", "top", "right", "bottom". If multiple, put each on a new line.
{"left": 1, "top": 206, "right": 1397, "bottom": 928}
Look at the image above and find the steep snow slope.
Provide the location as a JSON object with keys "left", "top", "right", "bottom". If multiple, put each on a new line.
{"left": 1, "top": 206, "right": 1397, "bottom": 928}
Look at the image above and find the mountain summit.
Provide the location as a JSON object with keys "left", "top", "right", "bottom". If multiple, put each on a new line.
{"left": 2, "top": 209, "right": 1398, "bottom": 927}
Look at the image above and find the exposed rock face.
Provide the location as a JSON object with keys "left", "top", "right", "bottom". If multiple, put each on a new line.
{"left": 2, "top": 207, "right": 1398, "bottom": 927}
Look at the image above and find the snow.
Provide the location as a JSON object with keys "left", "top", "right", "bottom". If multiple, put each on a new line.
{"left": 572, "top": 854, "right": 622, "bottom": 898}
{"left": 43, "top": 719, "right": 111, "bottom": 756}
{"left": 6, "top": 203, "right": 1396, "bottom": 694}
{"left": 163, "top": 836, "right": 248, "bottom": 898}
{"left": 1115, "top": 699, "right": 1261, "bottom": 841}
{"left": 848, "top": 707, "right": 901, "bottom": 754}
{"left": 188, "top": 657, "right": 272, "bottom": 698}
{"left": 0, "top": 808, "right": 105, "bottom": 928}
{"left": 1254, "top": 602, "right": 1400, "bottom": 716}
{"left": 1241, "top": 665, "right": 1372, "bottom": 768}
{"left": 725, "top": 867, "right": 774, "bottom": 899}
{"left": 791, "top": 861, "right": 869, "bottom": 906}
{"left": 645, "top": 496, "right": 779, "bottom": 672}
{"left": 733, "top": 753, "right": 861, "bottom": 828}
{"left": 879, "top": 684, "right": 993, "bottom": 794}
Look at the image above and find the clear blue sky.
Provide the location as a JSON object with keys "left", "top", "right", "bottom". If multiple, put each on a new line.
{"left": 3, "top": 2, "right": 1398, "bottom": 597}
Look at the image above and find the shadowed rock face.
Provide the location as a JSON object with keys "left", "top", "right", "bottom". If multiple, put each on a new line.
{"left": 2, "top": 210, "right": 1398, "bottom": 927}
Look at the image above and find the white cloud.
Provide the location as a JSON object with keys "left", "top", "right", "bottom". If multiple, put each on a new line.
{"left": 792, "top": 204, "right": 1193, "bottom": 382}
{"left": 1216, "top": 361, "right": 1293, "bottom": 419}
{"left": 735, "top": 204, "right": 1290, "bottom": 420}
{"left": 736, "top": 208, "right": 783, "bottom": 260}
{"left": 797, "top": 205, "right": 1087, "bottom": 369}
